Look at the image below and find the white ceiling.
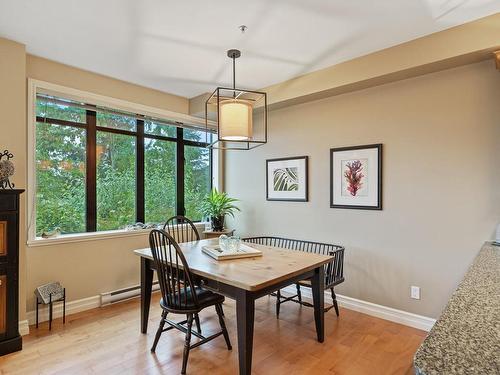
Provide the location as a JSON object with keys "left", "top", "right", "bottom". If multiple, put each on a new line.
{"left": 1, "top": 1, "right": 499, "bottom": 98}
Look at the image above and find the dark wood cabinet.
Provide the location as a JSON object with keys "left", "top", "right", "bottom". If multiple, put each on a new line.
{"left": 0, "top": 189, "right": 23, "bottom": 356}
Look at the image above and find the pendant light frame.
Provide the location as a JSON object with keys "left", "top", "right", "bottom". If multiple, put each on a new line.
{"left": 205, "top": 49, "right": 268, "bottom": 150}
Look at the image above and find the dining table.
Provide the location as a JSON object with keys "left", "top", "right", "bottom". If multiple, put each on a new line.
{"left": 134, "top": 238, "right": 333, "bottom": 375}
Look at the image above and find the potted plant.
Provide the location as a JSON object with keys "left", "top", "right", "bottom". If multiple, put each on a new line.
{"left": 200, "top": 188, "right": 240, "bottom": 231}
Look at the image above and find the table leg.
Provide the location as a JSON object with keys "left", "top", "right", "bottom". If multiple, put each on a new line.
{"left": 236, "top": 290, "right": 255, "bottom": 375}
{"left": 141, "top": 257, "right": 153, "bottom": 334}
{"left": 311, "top": 265, "right": 325, "bottom": 342}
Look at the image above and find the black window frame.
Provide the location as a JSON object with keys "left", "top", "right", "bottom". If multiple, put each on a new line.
{"left": 36, "top": 105, "right": 212, "bottom": 234}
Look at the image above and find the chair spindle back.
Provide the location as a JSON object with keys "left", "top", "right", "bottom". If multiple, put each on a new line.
{"left": 163, "top": 215, "right": 200, "bottom": 243}
{"left": 149, "top": 229, "right": 199, "bottom": 311}
{"left": 243, "top": 236, "right": 345, "bottom": 288}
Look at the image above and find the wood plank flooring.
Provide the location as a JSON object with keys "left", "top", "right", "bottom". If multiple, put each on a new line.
{"left": 0, "top": 294, "right": 426, "bottom": 374}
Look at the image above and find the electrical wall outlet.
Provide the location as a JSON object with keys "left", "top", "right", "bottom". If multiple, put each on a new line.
{"left": 410, "top": 286, "right": 420, "bottom": 300}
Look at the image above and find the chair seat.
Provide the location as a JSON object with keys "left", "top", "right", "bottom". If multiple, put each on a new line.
{"left": 160, "top": 286, "right": 224, "bottom": 311}
{"left": 297, "top": 279, "right": 312, "bottom": 287}
{"left": 297, "top": 277, "right": 345, "bottom": 288}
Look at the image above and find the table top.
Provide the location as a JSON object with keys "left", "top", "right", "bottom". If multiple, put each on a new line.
{"left": 134, "top": 238, "right": 332, "bottom": 291}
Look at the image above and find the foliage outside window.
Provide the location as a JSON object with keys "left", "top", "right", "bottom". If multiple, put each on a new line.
{"left": 34, "top": 96, "right": 212, "bottom": 237}
{"left": 144, "top": 137, "right": 176, "bottom": 223}
{"left": 96, "top": 131, "right": 137, "bottom": 231}
{"left": 35, "top": 122, "right": 86, "bottom": 234}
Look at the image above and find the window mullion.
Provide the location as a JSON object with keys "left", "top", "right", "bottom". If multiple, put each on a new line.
{"left": 86, "top": 110, "right": 97, "bottom": 232}
{"left": 209, "top": 148, "right": 214, "bottom": 192}
{"left": 176, "top": 127, "right": 185, "bottom": 216}
{"left": 136, "top": 120, "right": 145, "bottom": 223}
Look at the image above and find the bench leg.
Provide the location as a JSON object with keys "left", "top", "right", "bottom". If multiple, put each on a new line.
{"left": 276, "top": 290, "right": 281, "bottom": 318}
{"left": 331, "top": 288, "right": 339, "bottom": 317}
{"left": 296, "top": 284, "right": 302, "bottom": 303}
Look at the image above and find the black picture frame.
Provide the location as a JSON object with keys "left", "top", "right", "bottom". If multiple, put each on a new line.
{"left": 330, "top": 144, "right": 382, "bottom": 210}
{"left": 266, "top": 156, "right": 309, "bottom": 202}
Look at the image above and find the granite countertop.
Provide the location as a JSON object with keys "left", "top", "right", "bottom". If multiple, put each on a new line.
{"left": 414, "top": 242, "right": 500, "bottom": 374}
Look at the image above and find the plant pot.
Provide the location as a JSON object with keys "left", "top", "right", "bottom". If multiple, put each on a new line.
{"left": 211, "top": 216, "right": 225, "bottom": 232}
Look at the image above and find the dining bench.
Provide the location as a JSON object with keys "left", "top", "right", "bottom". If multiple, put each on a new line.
{"left": 243, "top": 236, "right": 345, "bottom": 317}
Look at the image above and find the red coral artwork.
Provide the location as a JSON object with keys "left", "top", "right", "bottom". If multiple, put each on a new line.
{"left": 344, "top": 160, "right": 364, "bottom": 196}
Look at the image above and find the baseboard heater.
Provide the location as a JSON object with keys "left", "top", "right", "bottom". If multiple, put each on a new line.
{"left": 100, "top": 282, "right": 160, "bottom": 306}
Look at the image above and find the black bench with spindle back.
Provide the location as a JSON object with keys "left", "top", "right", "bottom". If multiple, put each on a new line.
{"left": 243, "top": 236, "right": 345, "bottom": 317}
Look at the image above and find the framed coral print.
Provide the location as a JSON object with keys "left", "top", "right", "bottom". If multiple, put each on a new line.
{"left": 266, "top": 156, "right": 308, "bottom": 202}
{"left": 330, "top": 144, "right": 382, "bottom": 210}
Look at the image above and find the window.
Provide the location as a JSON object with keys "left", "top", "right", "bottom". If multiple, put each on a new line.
{"left": 35, "top": 121, "right": 86, "bottom": 236}
{"left": 96, "top": 131, "right": 136, "bottom": 231}
{"left": 144, "top": 137, "right": 176, "bottom": 223}
{"left": 34, "top": 95, "right": 212, "bottom": 236}
{"left": 185, "top": 145, "right": 211, "bottom": 221}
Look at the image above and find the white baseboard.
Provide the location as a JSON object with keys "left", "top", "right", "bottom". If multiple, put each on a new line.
{"left": 24, "top": 286, "right": 435, "bottom": 332}
{"left": 19, "top": 320, "right": 30, "bottom": 336}
{"left": 282, "top": 286, "right": 436, "bottom": 332}
{"left": 26, "top": 295, "right": 101, "bottom": 326}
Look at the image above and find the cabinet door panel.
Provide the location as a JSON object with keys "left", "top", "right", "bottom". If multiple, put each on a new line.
{"left": 0, "top": 275, "right": 6, "bottom": 335}
{"left": 0, "top": 213, "right": 17, "bottom": 266}
{"left": 0, "top": 221, "right": 7, "bottom": 256}
{"left": 0, "top": 195, "right": 16, "bottom": 212}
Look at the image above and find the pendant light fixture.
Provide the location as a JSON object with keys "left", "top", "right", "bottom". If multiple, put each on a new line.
{"left": 205, "top": 49, "right": 267, "bottom": 150}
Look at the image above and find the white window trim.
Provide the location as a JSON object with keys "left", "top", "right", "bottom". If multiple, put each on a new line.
{"left": 27, "top": 79, "right": 218, "bottom": 247}
{"left": 26, "top": 222, "right": 209, "bottom": 248}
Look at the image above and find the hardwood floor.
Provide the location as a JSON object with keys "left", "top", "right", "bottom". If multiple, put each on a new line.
{"left": 0, "top": 294, "right": 425, "bottom": 374}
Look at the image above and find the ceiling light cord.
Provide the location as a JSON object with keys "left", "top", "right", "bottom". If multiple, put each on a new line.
{"left": 227, "top": 49, "right": 241, "bottom": 98}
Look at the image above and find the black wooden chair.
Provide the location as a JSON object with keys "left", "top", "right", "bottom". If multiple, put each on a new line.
{"left": 243, "top": 236, "right": 345, "bottom": 317}
{"left": 163, "top": 215, "right": 200, "bottom": 243}
{"left": 163, "top": 215, "right": 204, "bottom": 330}
{"left": 149, "top": 229, "right": 232, "bottom": 374}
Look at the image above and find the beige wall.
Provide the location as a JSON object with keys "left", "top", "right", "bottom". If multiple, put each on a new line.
{"left": 27, "top": 235, "right": 149, "bottom": 311}
{"left": 226, "top": 60, "right": 500, "bottom": 318}
{"left": 27, "top": 55, "right": 188, "bottom": 114}
{"left": 263, "top": 12, "right": 500, "bottom": 108}
{"left": 0, "top": 38, "right": 27, "bottom": 320}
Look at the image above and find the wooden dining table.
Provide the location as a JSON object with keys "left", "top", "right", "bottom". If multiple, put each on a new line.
{"left": 134, "top": 238, "right": 333, "bottom": 375}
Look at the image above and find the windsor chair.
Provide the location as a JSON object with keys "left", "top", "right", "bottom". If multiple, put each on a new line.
{"left": 149, "top": 229, "right": 231, "bottom": 374}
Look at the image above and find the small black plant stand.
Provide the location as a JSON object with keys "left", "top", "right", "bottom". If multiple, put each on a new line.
{"left": 36, "top": 288, "right": 66, "bottom": 330}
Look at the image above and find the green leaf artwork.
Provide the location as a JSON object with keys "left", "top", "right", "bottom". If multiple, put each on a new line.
{"left": 273, "top": 167, "right": 299, "bottom": 191}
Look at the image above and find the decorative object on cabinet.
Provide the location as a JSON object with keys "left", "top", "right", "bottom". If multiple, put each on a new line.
{"left": 0, "top": 150, "right": 15, "bottom": 190}
{"left": 266, "top": 156, "right": 308, "bottom": 202}
{"left": 0, "top": 189, "right": 24, "bottom": 356}
{"left": 330, "top": 144, "right": 382, "bottom": 210}
{"left": 35, "top": 282, "right": 66, "bottom": 330}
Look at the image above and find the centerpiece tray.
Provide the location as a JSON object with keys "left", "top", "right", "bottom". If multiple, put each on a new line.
{"left": 202, "top": 243, "right": 263, "bottom": 260}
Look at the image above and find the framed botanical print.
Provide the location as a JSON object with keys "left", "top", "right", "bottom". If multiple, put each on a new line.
{"left": 266, "top": 156, "right": 308, "bottom": 202}
{"left": 330, "top": 144, "right": 382, "bottom": 210}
